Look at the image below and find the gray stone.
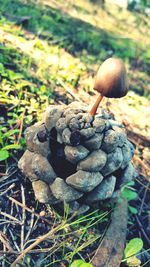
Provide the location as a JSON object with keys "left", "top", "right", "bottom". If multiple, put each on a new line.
{"left": 32, "top": 180, "right": 59, "bottom": 204}
{"left": 64, "top": 145, "right": 89, "bottom": 164}
{"left": 120, "top": 162, "right": 136, "bottom": 184}
{"left": 65, "top": 113, "right": 76, "bottom": 124}
{"left": 77, "top": 149, "right": 107, "bottom": 172}
{"left": 66, "top": 170, "right": 103, "bottom": 192}
{"left": 101, "top": 148, "right": 123, "bottom": 176}
{"left": 18, "top": 150, "right": 38, "bottom": 181}
{"left": 97, "top": 108, "right": 112, "bottom": 119}
{"left": 67, "top": 101, "right": 87, "bottom": 112}
{"left": 121, "top": 141, "right": 133, "bottom": 169}
{"left": 24, "top": 122, "right": 50, "bottom": 157}
{"left": 101, "top": 129, "right": 126, "bottom": 153}
{"left": 50, "top": 178, "right": 83, "bottom": 202}
{"left": 45, "top": 105, "right": 63, "bottom": 131}
{"left": 109, "top": 120, "right": 124, "bottom": 128}
{"left": 69, "top": 118, "right": 80, "bottom": 131}
{"left": 93, "top": 118, "right": 106, "bottom": 133}
{"left": 80, "top": 122, "right": 85, "bottom": 129}
{"left": 128, "top": 141, "right": 136, "bottom": 157}
{"left": 24, "top": 123, "right": 39, "bottom": 151}
{"left": 80, "top": 128, "right": 95, "bottom": 139}
{"left": 84, "top": 122, "right": 91, "bottom": 129}
{"left": 86, "top": 175, "right": 116, "bottom": 203}
{"left": 64, "top": 108, "right": 83, "bottom": 118}
{"left": 55, "top": 118, "right": 67, "bottom": 133}
{"left": 62, "top": 128, "right": 71, "bottom": 144}
{"left": 57, "top": 133, "right": 63, "bottom": 144}
{"left": 68, "top": 201, "right": 80, "bottom": 213}
{"left": 76, "top": 113, "right": 84, "bottom": 120}
{"left": 112, "top": 126, "right": 127, "bottom": 146}
{"left": 84, "top": 133, "right": 104, "bottom": 150}
{"left": 32, "top": 154, "right": 56, "bottom": 184}
{"left": 80, "top": 114, "right": 93, "bottom": 124}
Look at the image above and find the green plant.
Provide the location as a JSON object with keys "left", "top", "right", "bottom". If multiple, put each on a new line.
{"left": 122, "top": 238, "right": 143, "bottom": 267}
{"left": 0, "top": 126, "right": 20, "bottom": 161}
{"left": 121, "top": 181, "right": 138, "bottom": 201}
{"left": 121, "top": 181, "right": 138, "bottom": 215}
{"left": 69, "top": 259, "right": 93, "bottom": 267}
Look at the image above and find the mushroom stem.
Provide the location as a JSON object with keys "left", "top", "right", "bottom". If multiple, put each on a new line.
{"left": 89, "top": 94, "right": 103, "bottom": 116}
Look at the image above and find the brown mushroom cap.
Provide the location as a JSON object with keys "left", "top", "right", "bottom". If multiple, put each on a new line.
{"left": 94, "top": 58, "right": 128, "bottom": 98}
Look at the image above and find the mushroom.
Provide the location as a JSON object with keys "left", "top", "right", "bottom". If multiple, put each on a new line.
{"left": 89, "top": 58, "right": 128, "bottom": 116}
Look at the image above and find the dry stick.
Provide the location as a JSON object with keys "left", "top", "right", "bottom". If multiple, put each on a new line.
{"left": 89, "top": 94, "right": 103, "bottom": 116}
{"left": 91, "top": 199, "right": 128, "bottom": 267}
{"left": 0, "top": 169, "right": 18, "bottom": 185}
{"left": 0, "top": 183, "right": 15, "bottom": 196}
{"left": 0, "top": 231, "right": 14, "bottom": 252}
{"left": 21, "top": 185, "right": 26, "bottom": 251}
{"left": 135, "top": 215, "right": 150, "bottom": 246}
{"left": 7, "top": 196, "right": 52, "bottom": 225}
{"left": 24, "top": 212, "right": 34, "bottom": 244}
{"left": 139, "top": 181, "right": 150, "bottom": 216}
{"left": 133, "top": 155, "right": 150, "bottom": 178}
{"left": 17, "top": 108, "right": 26, "bottom": 144}
{"left": 9, "top": 229, "right": 20, "bottom": 252}
{"left": 0, "top": 211, "right": 22, "bottom": 225}
{"left": 10, "top": 223, "right": 65, "bottom": 267}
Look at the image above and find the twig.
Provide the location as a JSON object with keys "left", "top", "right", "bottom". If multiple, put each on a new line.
{"left": 0, "top": 183, "right": 15, "bottom": 196}
{"left": 7, "top": 196, "right": 52, "bottom": 225}
{"left": 135, "top": 215, "right": 150, "bottom": 246}
{"left": 0, "top": 250, "right": 18, "bottom": 255}
{"left": 0, "top": 178, "right": 18, "bottom": 190}
{"left": 0, "top": 220, "right": 22, "bottom": 226}
{"left": 21, "top": 185, "right": 26, "bottom": 251}
{"left": 135, "top": 178, "right": 150, "bottom": 191}
{"left": 9, "top": 229, "right": 20, "bottom": 252}
{"left": 0, "top": 173, "right": 6, "bottom": 176}
{"left": 0, "top": 231, "right": 14, "bottom": 252}
{"left": 2, "top": 225, "right": 7, "bottom": 267}
{"left": 17, "top": 108, "right": 26, "bottom": 144}
{"left": 0, "top": 169, "right": 18, "bottom": 184}
{"left": 0, "top": 211, "right": 22, "bottom": 225}
{"left": 139, "top": 181, "right": 150, "bottom": 215}
{"left": 24, "top": 212, "right": 34, "bottom": 244}
{"left": 125, "top": 126, "right": 150, "bottom": 148}
{"left": 133, "top": 155, "right": 150, "bottom": 179}
{"left": 10, "top": 223, "right": 65, "bottom": 267}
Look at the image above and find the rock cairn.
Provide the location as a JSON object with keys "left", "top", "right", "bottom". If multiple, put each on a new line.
{"left": 18, "top": 102, "right": 136, "bottom": 213}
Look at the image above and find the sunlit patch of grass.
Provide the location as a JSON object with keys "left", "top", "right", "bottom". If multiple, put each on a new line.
{"left": 0, "top": 0, "right": 149, "bottom": 169}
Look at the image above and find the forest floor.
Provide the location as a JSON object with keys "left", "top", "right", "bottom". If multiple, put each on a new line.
{"left": 0, "top": 0, "right": 150, "bottom": 266}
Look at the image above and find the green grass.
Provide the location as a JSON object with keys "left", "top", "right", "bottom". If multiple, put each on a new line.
{"left": 0, "top": 0, "right": 149, "bottom": 168}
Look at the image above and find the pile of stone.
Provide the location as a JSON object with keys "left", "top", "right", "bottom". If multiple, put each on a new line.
{"left": 18, "top": 102, "right": 136, "bottom": 213}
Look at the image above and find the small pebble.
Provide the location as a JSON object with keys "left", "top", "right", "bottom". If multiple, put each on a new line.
{"left": 93, "top": 118, "right": 106, "bottom": 133}
{"left": 86, "top": 175, "right": 116, "bottom": 202}
{"left": 80, "top": 127, "right": 95, "bottom": 139}
{"left": 77, "top": 149, "right": 107, "bottom": 172}
{"left": 62, "top": 128, "right": 71, "bottom": 144}
{"left": 40, "top": 211, "right": 46, "bottom": 217}
{"left": 70, "top": 130, "right": 82, "bottom": 146}
{"left": 56, "top": 118, "right": 67, "bottom": 133}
